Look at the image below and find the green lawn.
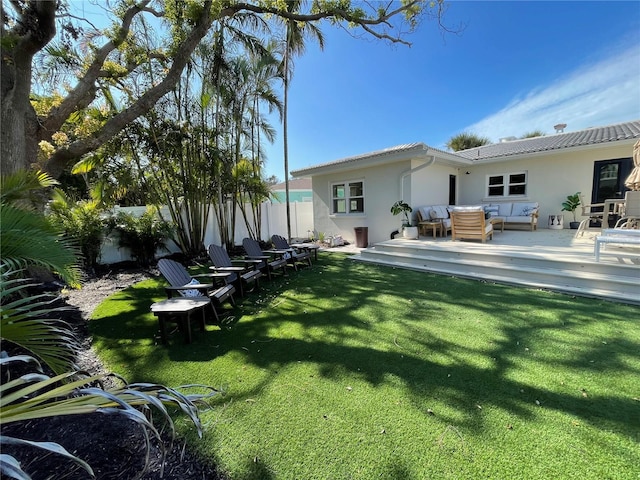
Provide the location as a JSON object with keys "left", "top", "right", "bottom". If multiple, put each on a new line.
{"left": 90, "top": 253, "right": 640, "bottom": 480}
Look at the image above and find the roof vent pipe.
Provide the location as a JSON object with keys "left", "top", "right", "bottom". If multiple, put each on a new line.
{"left": 554, "top": 123, "right": 567, "bottom": 133}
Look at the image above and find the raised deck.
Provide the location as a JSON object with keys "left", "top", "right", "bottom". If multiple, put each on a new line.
{"left": 351, "top": 229, "right": 639, "bottom": 305}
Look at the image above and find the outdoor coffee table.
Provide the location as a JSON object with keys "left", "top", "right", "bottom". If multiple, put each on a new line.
{"left": 150, "top": 297, "right": 210, "bottom": 345}
{"left": 490, "top": 217, "right": 505, "bottom": 232}
{"left": 418, "top": 220, "right": 442, "bottom": 239}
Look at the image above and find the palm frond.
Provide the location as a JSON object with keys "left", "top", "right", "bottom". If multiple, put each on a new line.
{"left": 0, "top": 452, "right": 32, "bottom": 480}
{"left": 0, "top": 272, "right": 79, "bottom": 375}
{"left": 0, "top": 204, "right": 81, "bottom": 287}
{"left": 0, "top": 436, "right": 94, "bottom": 478}
{"left": 0, "top": 170, "right": 58, "bottom": 207}
{"left": 0, "top": 360, "right": 217, "bottom": 479}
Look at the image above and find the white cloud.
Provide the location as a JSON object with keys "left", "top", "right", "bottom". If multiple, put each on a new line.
{"left": 466, "top": 43, "right": 640, "bottom": 140}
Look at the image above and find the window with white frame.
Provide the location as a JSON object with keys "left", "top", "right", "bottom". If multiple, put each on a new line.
{"left": 486, "top": 172, "right": 527, "bottom": 197}
{"left": 331, "top": 180, "right": 364, "bottom": 214}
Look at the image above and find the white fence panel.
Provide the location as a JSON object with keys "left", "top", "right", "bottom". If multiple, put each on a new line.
{"left": 265, "top": 202, "right": 314, "bottom": 241}
{"left": 100, "top": 201, "right": 314, "bottom": 264}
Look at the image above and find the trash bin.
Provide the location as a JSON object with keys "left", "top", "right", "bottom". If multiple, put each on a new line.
{"left": 354, "top": 226, "right": 368, "bottom": 248}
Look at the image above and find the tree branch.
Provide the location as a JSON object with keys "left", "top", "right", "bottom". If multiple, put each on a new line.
{"left": 41, "top": 0, "right": 438, "bottom": 177}
{"left": 12, "top": 1, "right": 57, "bottom": 56}
{"left": 42, "top": 0, "right": 152, "bottom": 135}
{"left": 44, "top": 1, "right": 215, "bottom": 177}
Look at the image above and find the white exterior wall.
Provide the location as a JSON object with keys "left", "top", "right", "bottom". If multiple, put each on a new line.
{"left": 410, "top": 161, "right": 460, "bottom": 215}
{"left": 99, "top": 201, "right": 314, "bottom": 264}
{"left": 457, "top": 143, "right": 632, "bottom": 228}
{"left": 311, "top": 160, "right": 412, "bottom": 245}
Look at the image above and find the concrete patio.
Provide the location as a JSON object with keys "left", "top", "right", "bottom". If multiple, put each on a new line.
{"left": 324, "top": 228, "right": 639, "bottom": 305}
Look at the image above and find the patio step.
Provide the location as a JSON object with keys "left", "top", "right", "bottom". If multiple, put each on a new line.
{"left": 353, "top": 242, "right": 640, "bottom": 305}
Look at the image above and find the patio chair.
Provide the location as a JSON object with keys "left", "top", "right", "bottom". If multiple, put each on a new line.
{"left": 207, "top": 243, "right": 262, "bottom": 297}
{"left": 157, "top": 258, "right": 236, "bottom": 324}
{"left": 450, "top": 208, "right": 493, "bottom": 243}
{"left": 575, "top": 194, "right": 605, "bottom": 237}
{"left": 614, "top": 190, "right": 640, "bottom": 230}
{"left": 271, "top": 234, "right": 312, "bottom": 270}
{"left": 242, "top": 237, "right": 288, "bottom": 281}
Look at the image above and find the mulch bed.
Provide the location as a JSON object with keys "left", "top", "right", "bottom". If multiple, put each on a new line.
{"left": 1, "top": 264, "right": 226, "bottom": 480}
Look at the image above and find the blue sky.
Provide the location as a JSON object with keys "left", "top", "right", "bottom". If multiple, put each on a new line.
{"left": 264, "top": 1, "right": 640, "bottom": 180}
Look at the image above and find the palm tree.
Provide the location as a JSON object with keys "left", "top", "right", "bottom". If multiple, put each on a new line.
{"left": 279, "top": 3, "right": 325, "bottom": 241}
{"left": 446, "top": 132, "right": 491, "bottom": 151}
{"left": 520, "top": 130, "right": 545, "bottom": 138}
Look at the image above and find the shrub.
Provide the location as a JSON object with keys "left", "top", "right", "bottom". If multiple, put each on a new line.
{"left": 110, "top": 208, "right": 174, "bottom": 267}
{"left": 47, "top": 189, "right": 107, "bottom": 272}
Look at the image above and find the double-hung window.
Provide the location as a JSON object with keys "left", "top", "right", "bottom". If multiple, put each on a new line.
{"left": 331, "top": 180, "right": 364, "bottom": 214}
{"left": 487, "top": 172, "right": 527, "bottom": 198}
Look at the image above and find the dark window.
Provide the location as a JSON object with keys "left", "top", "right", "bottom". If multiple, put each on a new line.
{"left": 487, "top": 172, "right": 527, "bottom": 198}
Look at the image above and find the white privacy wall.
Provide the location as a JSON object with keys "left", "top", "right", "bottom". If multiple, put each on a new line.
{"left": 99, "top": 201, "right": 314, "bottom": 265}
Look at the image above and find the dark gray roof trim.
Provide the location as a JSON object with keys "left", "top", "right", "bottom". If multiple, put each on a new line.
{"left": 456, "top": 120, "right": 640, "bottom": 161}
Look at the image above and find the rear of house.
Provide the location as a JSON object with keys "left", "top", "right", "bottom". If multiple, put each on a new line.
{"left": 292, "top": 120, "right": 640, "bottom": 246}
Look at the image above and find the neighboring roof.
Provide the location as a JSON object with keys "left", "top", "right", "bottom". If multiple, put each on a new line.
{"left": 271, "top": 178, "right": 312, "bottom": 191}
{"left": 292, "top": 142, "right": 461, "bottom": 177}
{"left": 456, "top": 120, "right": 640, "bottom": 161}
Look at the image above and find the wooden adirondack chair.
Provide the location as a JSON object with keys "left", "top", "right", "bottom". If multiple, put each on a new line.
{"left": 242, "top": 237, "right": 287, "bottom": 281}
{"left": 157, "top": 258, "right": 236, "bottom": 324}
{"left": 207, "top": 244, "right": 262, "bottom": 297}
{"left": 271, "top": 234, "right": 312, "bottom": 270}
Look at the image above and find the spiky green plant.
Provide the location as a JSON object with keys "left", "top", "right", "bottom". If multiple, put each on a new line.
{"left": 0, "top": 271, "right": 78, "bottom": 375}
{"left": 47, "top": 188, "right": 107, "bottom": 271}
{"left": 0, "top": 170, "right": 81, "bottom": 287}
{"left": 0, "top": 270, "right": 217, "bottom": 479}
{"left": 446, "top": 132, "right": 491, "bottom": 151}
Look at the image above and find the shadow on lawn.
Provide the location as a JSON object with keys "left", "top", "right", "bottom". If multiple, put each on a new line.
{"left": 90, "top": 255, "right": 640, "bottom": 440}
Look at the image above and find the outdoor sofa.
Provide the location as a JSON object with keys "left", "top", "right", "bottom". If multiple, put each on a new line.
{"left": 417, "top": 201, "right": 539, "bottom": 235}
{"left": 482, "top": 202, "right": 539, "bottom": 231}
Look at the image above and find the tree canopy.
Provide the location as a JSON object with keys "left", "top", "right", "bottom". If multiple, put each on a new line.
{"left": 446, "top": 132, "right": 491, "bottom": 151}
{"left": 2, "top": 0, "right": 446, "bottom": 178}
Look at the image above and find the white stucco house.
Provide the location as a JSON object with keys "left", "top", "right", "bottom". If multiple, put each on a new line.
{"left": 291, "top": 120, "right": 640, "bottom": 245}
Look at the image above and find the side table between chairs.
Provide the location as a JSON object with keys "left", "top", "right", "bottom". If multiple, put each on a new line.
{"left": 418, "top": 220, "right": 442, "bottom": 239}
{"left": 151, "top": 297, "right": 210, "bottom": 345}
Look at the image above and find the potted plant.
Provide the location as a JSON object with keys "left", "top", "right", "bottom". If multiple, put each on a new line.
{"left": 561, "top": 192, "right": 582, "bottom": 229}
{"left": 390, "top": 200, "right": 418, "bottom": 239}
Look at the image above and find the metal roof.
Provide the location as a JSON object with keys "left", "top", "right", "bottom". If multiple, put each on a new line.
{"left": 270, "top": 178, "right": 312, "bottom": 190}
{"left": 456, "top": 120, "right": 640, "bottom": 161}
{"left": 291, "top": 120, "right": 640, "bottom": 177}
{"left": 291, "top": 142, "right": 462, "bottom": 176}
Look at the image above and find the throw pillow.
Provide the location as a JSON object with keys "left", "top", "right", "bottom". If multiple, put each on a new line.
{"left": 485, "top": 205, "right": 500, "bottom": 218}
{"left": 420, "top": 206, "right": 432, "bottom": 222}
{"left": 182, "top": 278, "right": 202, "bottom": 297}
{"left": 430, "top": 205, "right": 449, "bottom": 219}
{"left": 511, "top": 203, "right": 538, "bottom": 217}
{"left": 522, "top": 207, "right": 534, "bottom": 216}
